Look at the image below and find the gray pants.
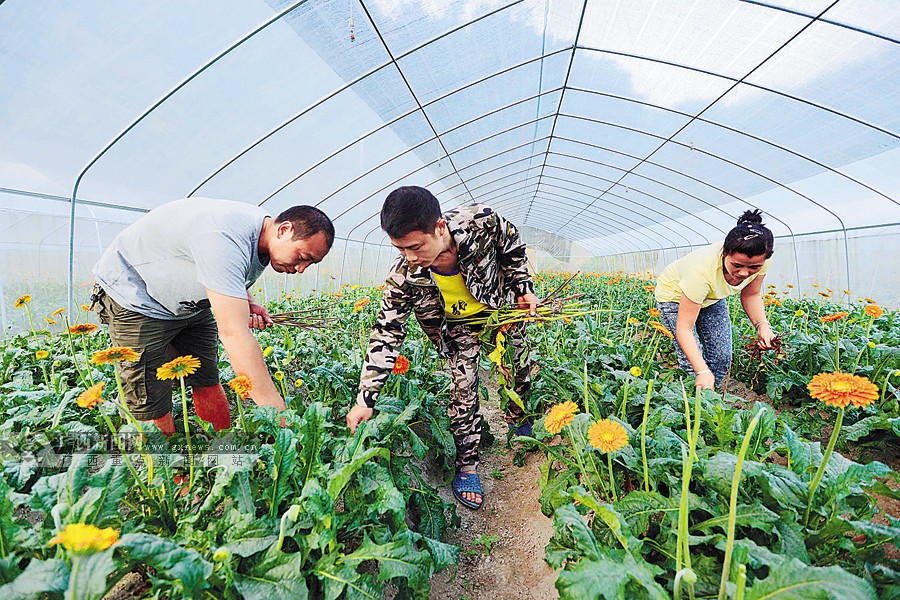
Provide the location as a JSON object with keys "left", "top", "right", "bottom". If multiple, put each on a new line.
{"left": 657, "top": 299, "right": 732, "bottom": 386}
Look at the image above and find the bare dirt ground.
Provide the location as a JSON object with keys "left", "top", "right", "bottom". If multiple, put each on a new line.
{"left": 429, "top": 387, "right": 559, "bottom": 600}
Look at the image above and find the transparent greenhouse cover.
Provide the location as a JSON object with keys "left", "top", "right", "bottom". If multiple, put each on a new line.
{"left": 1, "top": 0, "right": 898, "bottom": 332}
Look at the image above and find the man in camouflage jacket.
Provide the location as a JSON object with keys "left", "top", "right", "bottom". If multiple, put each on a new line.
{"left": 346, "top": 186, "right": 538, "bottom": 508}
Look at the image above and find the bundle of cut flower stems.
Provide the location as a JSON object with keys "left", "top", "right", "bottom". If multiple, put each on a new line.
{"left": 268, "top": 306, "right": 333, "bottom": 330}
{"left": 454, "top": 272, "right": 604, "bottom": 330}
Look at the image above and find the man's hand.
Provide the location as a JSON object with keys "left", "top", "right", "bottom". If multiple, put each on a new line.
{"left": 516, "top": 292, "right": 540, "bottom": 317}
{"left": 346, "top": 405, "right": 374, "bottom": 434}
{"left": 248, "top": 300, "right": 273, "bottom": 330}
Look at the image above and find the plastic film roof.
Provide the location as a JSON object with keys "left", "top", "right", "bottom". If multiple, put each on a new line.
{"left": 1, "top": 0, "right": 899, "bottom": 301}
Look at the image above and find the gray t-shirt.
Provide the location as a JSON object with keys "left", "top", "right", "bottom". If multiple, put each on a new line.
{"left": 93, "top": 198, "right": 269, "bottom": 320}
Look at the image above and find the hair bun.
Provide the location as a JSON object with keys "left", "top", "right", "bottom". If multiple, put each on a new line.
{"left": 737, "top": 209, "right": 764, "bottom": 226}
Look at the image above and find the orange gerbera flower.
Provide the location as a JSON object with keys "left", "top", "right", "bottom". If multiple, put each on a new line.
{"left": 80, "top": 304, "right": 91, "bottom": 311}
{"left": 353, "top": 297, "right": 371, "bottom": 312}
{"left": 76, "top": 382, "right": 106, "bottom": 409}
{"left": 807, "top": 372, "right": 878, "bottom": 409}
{"left": 392, "top": 355, "right": 410, "bottom": 375}
{"left": 14, "top": 294, "right": 32, "bottom": 308}
{"left": 819, "top": 312, "right": 848, "bottom": 323}
{"left": 227, "top": 375, "right": 254, "bottom": 399}
{"left": 648, "top": 321, "right": 674, "bottom": 339}
{"left": 648, "top": 308, "right": 661, "bottom": 317}
{"left": 91, "top": 346, "right": 140, "bottom": 365}
{"left": 44, "top": 318, "right": 57, "bottom": 325}
{"left": 51, "top": 308, "right": 67, "bottom": 317}
{"left": 156, "top": 355, "right": 201, "bottom": 380}
{"left": 588, "top": 419, "right": 629, "bottom": 453}
{"left": 69, "top": 323, "right": 98, "bottom": 335}
{"left": 545, "top": 401, "right": 578, "bottom": 434}
{"left": 864, "top": 305, "right": 884, "bottom": 319}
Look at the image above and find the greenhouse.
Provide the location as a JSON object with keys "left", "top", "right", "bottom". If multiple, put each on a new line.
{"left": 1, "top": 0, "right": 898, "bottom": 598}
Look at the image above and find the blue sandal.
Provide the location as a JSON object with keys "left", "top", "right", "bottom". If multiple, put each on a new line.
{"left": 508, "top": 420, "right": 533, "bottom": 437}
{"left": 452, "top": 472, "right": 484, "bottom": 510}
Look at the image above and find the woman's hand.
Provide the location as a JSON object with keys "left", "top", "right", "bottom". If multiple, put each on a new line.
{"left": 757, "top": 322, "right": 775, "bottom": 349}
{"left": 694, "top": 370, "right": 716, "bottom": 390}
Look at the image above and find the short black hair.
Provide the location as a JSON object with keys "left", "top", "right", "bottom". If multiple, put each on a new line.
{"left": 380, "top": 186, "right": 442, "bottom": 239}
{"left": 723, "top": 209, "right": 774, "bottom": 259}
{"left": 275, "top": 205, "right": 335, "bottom": 249}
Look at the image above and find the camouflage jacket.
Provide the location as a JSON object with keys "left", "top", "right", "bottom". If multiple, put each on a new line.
{"left": 356, "top": 204, "right": 534, "bottom": 408}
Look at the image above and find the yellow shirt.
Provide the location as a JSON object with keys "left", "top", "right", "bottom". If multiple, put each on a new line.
{"left": 432, "top": 270, "right": 487, "bottom": 319}
{"left": 654, "top": 242, "right": 771, "bottom": 307}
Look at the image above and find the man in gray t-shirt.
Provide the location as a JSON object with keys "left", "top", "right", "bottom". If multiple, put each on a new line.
{"left": 92, "top": 197, "right": 334, "bottom": 435}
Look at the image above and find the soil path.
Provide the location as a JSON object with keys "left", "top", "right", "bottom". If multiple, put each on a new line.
{"left": 429, "top": 386, "right": 559, "bottom": 600}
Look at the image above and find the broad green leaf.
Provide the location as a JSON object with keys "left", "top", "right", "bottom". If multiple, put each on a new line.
{"left": 314, "top": 554, "right": 381, "bottom": 600}
{"left": 233, "top": 552, "right": 309, "bottom": 600}
{"left": 569, "top": 489, "right": 631, "bottom": 550}
{"left": 68, "top": 459, "right": 128, "bottom": 528}
{"left": 842, "top": 414, "right": 889, "bottom": 441}
{"left": 546, "top": 503, "right": 600, "bottom": 568}
{"left": 745, "top": 557, "right": 876, "bottom": 600}
{"left": 556, "top": 549, "right": 668, "bottom": 600}
{"left": 693, "top": 502, "right": 780, "bottom": 534}
{"left": 326, "top": 447, "right": 389, "bottom": 500}
{"left": 613, "top": 490, "right": 671, "bottom": 536}
{"left": 117, "top": 533, "right": 212, "bottom": 597}
{"left": 220, "top": 510, "right": 278, "bottom": 558}
{"left": 0, "top": 474, "right": 14, "bottom": 559}
{"left": 268, "top": 428, "right": 297, "bottom": 516}
{"left": 420, "top": 536, "right": 459, "bottom": 573}
{"left": 344, "top": 535, "right": 432, "bottom": 597}
{"left": 409, "top": 488, "right": 448, "bottom": 540}
{"left": 296, "top": 402, "right": 327, "bottom": 487}
{"left": 66, "top": 551, "right": 116, "bottom": 600}
{"left": 0, "top": 558, "right": 68, "bottom": 598}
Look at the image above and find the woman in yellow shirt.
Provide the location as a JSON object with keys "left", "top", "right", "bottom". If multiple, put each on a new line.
{"left": 654, "top": 210, "right": 776, "bottom": 390}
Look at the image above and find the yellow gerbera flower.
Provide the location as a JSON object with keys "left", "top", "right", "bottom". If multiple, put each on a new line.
{"left": 35, "top": 350, "right": 50, "bottom": 360}
{"left": 227, "top": 375, "right": 253, "bottom": 399}
{"left": 49, "top": 523, "right": 119, "bottom": 554}
{"left": 76, "top": 382, "right": 106, "bottom": 409}
{"left": 588, "top": 419, "right": 629, "bottom": 453}
{"left": 156, "top": 355, "right": 201, "bottom": 380}
{"left": 629, "top": 366, "right": 642, "bottom": 377}
{"left": 80, "top": 303, "right": 91, "bottom": 311}
{"left": 91, "top": 346, "right": 140, "bottom": 365}
{"left": 273, "top": 371, "right": 284, "bottom": 381}
{"left": 14, "top": 295, "right": 32, "bottom": 308}
{"left": 545, "top": 401, "right": 578, "bottom": 434}
{"left": 44, "top": 317, "right": 57, "bottom": 325}
{"left": 807, "top": 372, "right": 878, "bottom": 409}
{"left": 794, "top": 309, "right": 805, "bottom": 317}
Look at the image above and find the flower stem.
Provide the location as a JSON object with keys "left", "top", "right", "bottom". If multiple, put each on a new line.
{"left": 804, "top": 407, "right": 844, "bottom": 527}
{"left": 718, "top": 407, "right": 766, "bottom": 600}
{"left": 179, "top": 377, "right": 194, "bottom": 491}
{"left": 606, "top": 452, "right": 617, "bottom": 502}
{"left": 641, "top": 379, "right": 653, "bottom": 493}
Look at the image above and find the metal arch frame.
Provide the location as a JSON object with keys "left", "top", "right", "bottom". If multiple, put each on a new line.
{"left": 495, "top": 199, "right": 653, "bottom": 255}
{"left": 547, "top": 142, "right": 804, "bottom": 290}
{"left": 449, "top": 161, "right": 715, "bottom": 246}
{"left": 540, "top": 170, "right": 722, "bottom": 239}
{"left": 443, "top": 164, "right": 702, "bottom": 250}
{"left": 740, "top": 0, "right": 900, "bottom": 45}
{"left": 575, "top": 46, "right": 899, "bottom": 140}
{"left": 522, "top": 0, "right": 589, "bottom": 225}
{"left": 534, "top": 180, "right": 699, "bottom": 248}
{"left": 492, "top": 190, "right": 673, "bottom": 253}
{"left": 564, "top": 87, "right": 898, "bottom": 208}
{"left": 312, "top": 114, "right": 556, "bottom": 219}
{"left": 191, "top": 1, "right": 553, "bottom": 201}
{"left": 556, "top": 111, "right": 852, "bottom": 237}
{"left": 67, "top": 0, "right": 313, "bottom": 311}
{"left": 475, "top": 184, "right": 640, "bottom": 254}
